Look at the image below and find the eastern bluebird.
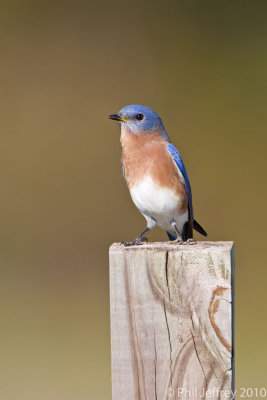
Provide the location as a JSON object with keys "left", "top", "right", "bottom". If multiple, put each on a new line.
{"left": 109, "top": 105, "right": 207, "bottom": 246}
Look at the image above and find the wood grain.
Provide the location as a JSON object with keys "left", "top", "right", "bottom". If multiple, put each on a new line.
{"left": 109, "top": 242, "right": 234, "bottom": 400}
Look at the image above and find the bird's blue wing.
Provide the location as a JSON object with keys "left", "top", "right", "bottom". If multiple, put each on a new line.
{"left": 167, "top": 143, "right": 194, "bottom": 219}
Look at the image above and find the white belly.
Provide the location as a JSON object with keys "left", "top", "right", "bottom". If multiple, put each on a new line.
{"left": 129, "top": 176, "right": 188, "bottom": 234}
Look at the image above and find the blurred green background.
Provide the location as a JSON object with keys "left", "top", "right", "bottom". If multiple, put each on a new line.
{"left": 0, "top": 0, "right": 266, "bottom": 399}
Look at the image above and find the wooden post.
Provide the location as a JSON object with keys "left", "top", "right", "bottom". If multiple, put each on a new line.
{"left": 109, "top": 242, "right": 234, "bottom": 400}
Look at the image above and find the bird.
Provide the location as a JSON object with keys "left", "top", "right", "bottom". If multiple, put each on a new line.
{"left": 109, "top": 105, "right": 207, "bottom": 246}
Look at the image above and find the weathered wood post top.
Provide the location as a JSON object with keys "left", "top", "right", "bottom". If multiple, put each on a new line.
{"left": 109, "top": 241, "right": 234, "bottom": 400}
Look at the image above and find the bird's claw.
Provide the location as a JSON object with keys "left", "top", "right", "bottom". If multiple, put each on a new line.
{"left": 169, "top": 238, "right": 184, "bottom": 245}
{"left": 169, "top": 238, "right": 196, "bottom": 245}
{"left": 184, "top": 238, "right": 197, "bottom": 245}
{"left": 121, "top": 236, "right": 148, "bottom": 247}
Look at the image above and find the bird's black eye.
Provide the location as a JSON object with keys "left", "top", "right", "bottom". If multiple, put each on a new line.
{"left": 136, "top": 113, "right": 144, "bottom": 121}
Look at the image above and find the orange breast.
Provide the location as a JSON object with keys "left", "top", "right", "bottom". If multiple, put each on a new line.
{"left": 120, "top": 128, "right": 188, "bottom": 214}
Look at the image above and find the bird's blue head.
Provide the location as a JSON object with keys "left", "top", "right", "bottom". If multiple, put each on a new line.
{"left": 109, "top": 105, "right": 169, "bottom": 140}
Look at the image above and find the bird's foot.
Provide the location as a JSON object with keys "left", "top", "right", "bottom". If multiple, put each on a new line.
{"left": 121, "top": 236, "right": 148, "bottom": 247}
{"left": 168, "top": 238, "right": 196, "bottom": 245}
{"left": 169, "top": 238, "right": 184, "bottom": 245}
{"left": 184, "top": 238, "right": 197, "bottom": 245}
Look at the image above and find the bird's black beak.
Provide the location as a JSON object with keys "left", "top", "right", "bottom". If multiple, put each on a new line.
{"left": 109, "top": 114, "right": 130, "bottom": 123}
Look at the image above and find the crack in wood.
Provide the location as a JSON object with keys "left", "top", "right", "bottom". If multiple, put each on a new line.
{"left": 163, "top": 299, "right": 173, "bottom": 387}
{"left": 190, "top": 328, "right": 207, "bottom": 385}
{"left": 153, "top": 331, "right": 158, "bottom": 400}
{"left": 190, "top": 313, "right": 195, "bottom": 331}
{"left": 125, "top": 256, "right": 145, "bottom": 400}
{"left": 165, "top": 251, "right": 170, "bottom": 301}
{"left": 210, "top": 363, "right": 219, "bottom": 384}
{"left": 164, "top": 251, "right": 173, "bottom": 386}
